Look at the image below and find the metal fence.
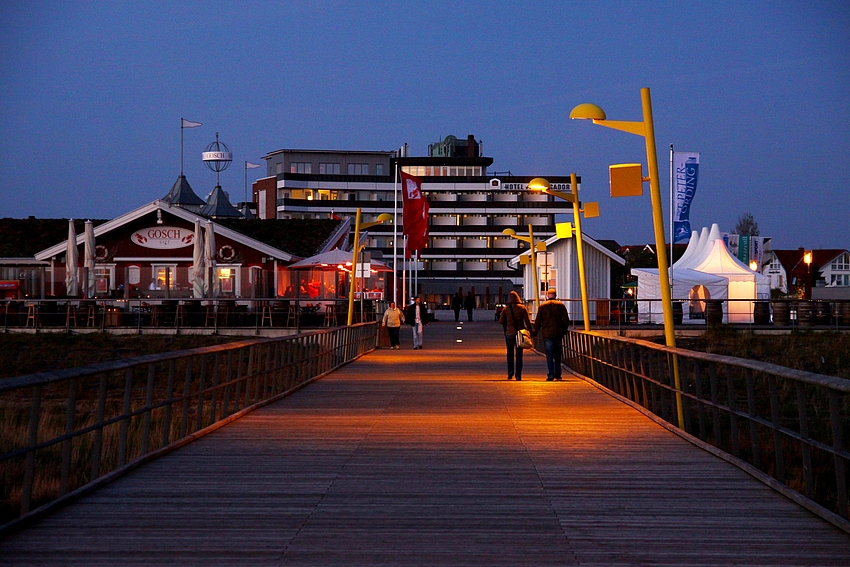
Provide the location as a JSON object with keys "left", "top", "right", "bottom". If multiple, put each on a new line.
{"left": 562, "top": 331, "right": 850, "bottom": 527}
{"left": 1, "top": 297, "right": 380, "bottom": 333}
{"left": 0, "top": 322, "right": 378, "bottom": 534}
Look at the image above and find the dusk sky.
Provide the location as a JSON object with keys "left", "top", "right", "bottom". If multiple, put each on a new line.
{"left": 1, "top": 1, "right": 848, "bottom": 250}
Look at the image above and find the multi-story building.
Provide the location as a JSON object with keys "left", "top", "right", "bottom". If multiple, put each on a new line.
{"left": 254, "top": 135, "right": 575, "bottom": 305}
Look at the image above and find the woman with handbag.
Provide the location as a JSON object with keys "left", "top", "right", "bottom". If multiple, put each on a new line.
{"left": 498, "top": 290, "right": 532, "bottom": 381}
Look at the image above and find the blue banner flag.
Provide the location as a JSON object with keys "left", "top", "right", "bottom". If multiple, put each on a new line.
{"left": 672, "top": 152, "right": 700, "bottom": 243}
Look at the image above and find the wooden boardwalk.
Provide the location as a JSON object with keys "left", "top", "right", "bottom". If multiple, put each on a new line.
{"left": 2, "top": 319, "right": 849, "bottom": 565}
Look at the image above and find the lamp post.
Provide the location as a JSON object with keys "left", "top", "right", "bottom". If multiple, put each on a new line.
{"left": 527, "top": 174, "right": 598, "bottom": 332}
{"left": 502, "top": 225, "right": 543, "bottom": 315}
{"left": 570, "top": 88, "right": 684, "bottom": 428}
{"left": 803, "top": 250, "right": 813, "bottom": 300}
{"left": 348, "top": 208, "right": 393, "bottom": 325}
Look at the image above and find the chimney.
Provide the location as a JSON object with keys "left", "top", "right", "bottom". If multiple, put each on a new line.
{"left": 467, "top": 135, "right": 475, "bottom": 158}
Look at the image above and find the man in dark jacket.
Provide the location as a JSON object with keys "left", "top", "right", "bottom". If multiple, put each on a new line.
{"left": 451, "top": 292, "right": 463, "bottom": 322}
{"left": 463, "top": 291, "right": 475, "bottom": 322}
{"left": 532, "top": 288, "right": 571, "bottom": 380}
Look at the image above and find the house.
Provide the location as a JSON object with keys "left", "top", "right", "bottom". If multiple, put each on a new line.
{"left": 1, "top": 176, "right": 347, "bottom": 300}
{"left": 509, "top": 231, "right": 625, "bottom": 322}
{"left": 762, "top": 248, "right": 850, "bottom": 299}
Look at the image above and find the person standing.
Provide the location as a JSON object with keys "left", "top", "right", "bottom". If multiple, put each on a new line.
{"left": 498, "top": 291, "right": 531, "bottom": 380}
{"left": 451, "top": 292, "right": 463, "bottom": 322}
{"left": 464, "top": 290, "right": 475, "bottom": 322}
{"left": 405, "top": 296, "right": 428, "bottom": 349}
{"left": 533, "top": 288, "right": 572, "bottom": 380}
{"left": 382, "top": 301, "right": 405, "bottom": 349}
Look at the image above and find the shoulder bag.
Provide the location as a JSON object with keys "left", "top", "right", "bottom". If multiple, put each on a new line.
{"left": 509, "top": 304, "right": 533, "bottom": 349}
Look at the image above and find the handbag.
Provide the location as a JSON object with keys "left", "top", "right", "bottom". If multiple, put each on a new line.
{"left": 516, "top": 328, "right": 533, "bottom": 349}
{"left": 509, "top": 304, "right": 533, "bottom": 349}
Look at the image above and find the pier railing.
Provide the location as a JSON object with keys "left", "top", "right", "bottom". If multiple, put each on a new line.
{"left": 563, "top": 331, "right": 850, "bottom": 526}
{"left": 0, "top": 322, "right": 378, "bottom": 534}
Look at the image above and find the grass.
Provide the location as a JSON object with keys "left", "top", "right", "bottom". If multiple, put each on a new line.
{"left": 661, "top": 327, "right": 850, "bottom": 380}
{"left": 0, "top": 334, "right": 244, "bottom": 380}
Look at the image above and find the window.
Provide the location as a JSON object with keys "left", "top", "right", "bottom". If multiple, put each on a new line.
{"left": 95, "top": 265, "right": 114, "bottom": 294}
{"left": 290, "top": 162, "right": 312, "bottom": 174}
{"left": 347, "top": 163, "right": 369, "bottom": 175}
{"left": 151, "top": 265, "right": 176, "bottom": 290}
{"left": 319, "top": 163, "right": 340, "bottom": 174}
{"left": 376, "top": 164, "right": 384, "bottom": 175}
{"left": 275, "top": 163, "right": 284, "bottom": 174}
{"left": 831, "top": 253, "right": 849, "bottom": 270}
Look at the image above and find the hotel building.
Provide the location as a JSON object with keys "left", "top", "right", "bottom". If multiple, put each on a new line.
{"left": 254, "top": 135, "right": 576, "bottom": 303}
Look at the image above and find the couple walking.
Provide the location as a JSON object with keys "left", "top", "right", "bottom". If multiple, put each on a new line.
{"left": 499, "top": 289, "right": 571, "bottom": 381}
{"left": 382, "top": 296, "right": 428, "bottom": 349}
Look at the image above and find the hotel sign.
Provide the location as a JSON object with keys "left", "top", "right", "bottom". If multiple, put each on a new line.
{"left": 131, "top": 226, "right": 194, "bottom": 249}
{"left": 502, "top": 183, "right": 573, "bottom": 191}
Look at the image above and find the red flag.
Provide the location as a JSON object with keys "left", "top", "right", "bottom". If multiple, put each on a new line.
{"left": 400, "top": 171, "right": 429, "bottom": 259}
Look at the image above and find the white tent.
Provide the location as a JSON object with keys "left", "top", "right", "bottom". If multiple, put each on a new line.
{"left": 672, "top": 230, "right": 700, "bottom": 268}
{"left": 632, "top": 267, "right": 727, "bottom": 324}
{"left": 693, "top": 238, "right": 770, "bottom": 323}
{"left": 633, "top": 223, "right": 770, "bottom": 324}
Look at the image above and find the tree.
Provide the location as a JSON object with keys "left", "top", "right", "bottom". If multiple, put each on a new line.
{"left": 735, "top": 212, "right": 760, "bottom": 236}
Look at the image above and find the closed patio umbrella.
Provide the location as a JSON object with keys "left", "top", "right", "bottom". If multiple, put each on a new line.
{"left": 65, "top": 219, "right": 79, "bottom": 297}
{"left": 204, "top": 221, "right": 220, "bottom": 297}
{"left": 192, "top": 219, "right": 206, "bottom": 298}
{"left": 84, "top": 220, "right": 96, "bottom": 297}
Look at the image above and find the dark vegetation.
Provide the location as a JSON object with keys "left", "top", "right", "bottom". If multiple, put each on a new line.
{"left": 670, "top": 326, "right": 850, "bottom": 379}
{"left": 0, "top": 334, "right": 243, "bottom": 379}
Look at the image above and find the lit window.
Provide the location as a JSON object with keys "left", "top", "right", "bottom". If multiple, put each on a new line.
{"left": 290, "top": 162, "right": 312, "bottom": 174}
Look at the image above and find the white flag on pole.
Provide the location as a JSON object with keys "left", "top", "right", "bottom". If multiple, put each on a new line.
{"left": 181, "top": 118, "right": 202, "bottom": 128}
{"left": 246, "top": 162, "right": 261, "bottom": 169}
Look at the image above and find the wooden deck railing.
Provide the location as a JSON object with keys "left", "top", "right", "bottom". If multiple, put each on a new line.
{"left": 562, "top": 330, "right": 850, "bottom": 526}
{"left": 0, "top": 322, "right": 378, "bottom": 534}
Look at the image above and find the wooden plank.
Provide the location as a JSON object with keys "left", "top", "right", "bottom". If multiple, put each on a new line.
{"left": 1, "top": 320, "right": 849, "bottom": 565}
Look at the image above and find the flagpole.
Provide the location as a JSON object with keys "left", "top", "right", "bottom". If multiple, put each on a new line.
{"left": 180, "top": 118, "right": 202, "bottom": 177}
{"left": 180, "top": 118, "right": 185, "bottom": 176}
{"left": 669, "top": 144, "right": 674, "bottom": 295}
{"left": 402, "top": 236, "right": 407, "bottom": 305}
{"left": 393, "top": 162, "right": 398, "bottom": 304}
{"left": 244, "top": 161, "right": 248, "bottom": 205}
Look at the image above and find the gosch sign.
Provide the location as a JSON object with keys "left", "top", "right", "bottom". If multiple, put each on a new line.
{"left": 131, "top": 226, "right": 195, "bottom": 249}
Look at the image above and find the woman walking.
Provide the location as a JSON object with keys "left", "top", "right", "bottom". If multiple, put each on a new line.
{"left": 498, "top": 291, "right": 532, "bottom": 380}
{"left": 382, "top": 301, "right": 405, "bottom": 349}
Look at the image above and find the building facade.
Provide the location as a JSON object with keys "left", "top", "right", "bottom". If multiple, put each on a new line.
{"left": 255, "top": 136, "right": 576, "bottom": 305}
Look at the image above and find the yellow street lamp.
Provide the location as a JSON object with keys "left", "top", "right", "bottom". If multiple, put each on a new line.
{"left": 803, "top": 250, "right": 813, "bottom": 300}
{"left": 527, "top": 174, "right": 598, "bottom": 332}
{"left": 502, "top": 225, "right": 546, "bottom": 314}
{"left": 348, "top": 208, "right": 393, "bottom": 325}
{"left": 570, "top": 88, "right": 684, "bottom": 428}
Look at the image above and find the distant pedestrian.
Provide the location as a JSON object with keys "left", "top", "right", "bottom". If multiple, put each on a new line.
{"left": 451, "top": 292, "right": 463, "bottom": 322}
{"left": 382, "top": 301, "right": 405, "bottom": 349}
{"left": 405, "top": 296, "right": 428, "bottom": 349}
{"left": 498, "top": 291, "right": 531, "bottom": 380}
{"left": 464, "top": 291, "right": 475, "bottom": 322}
{"left": 532, "top": 288, "right": 571, "bottom": 380}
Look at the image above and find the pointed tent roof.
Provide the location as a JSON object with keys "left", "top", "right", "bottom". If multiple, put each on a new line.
{"left": 200, "top": 185, "right": 242, "bottom": 218}
{"left": 289, "top": 248, "right": 390, "bottom": 271}
{"left": 694, "top": 238, "right": 760, "bottom": 275}
{"left": 672, "top": 230, "right": 700, "bottom": 268}
{"left": 163, "top": 175, "right": 205, "bottom": 211}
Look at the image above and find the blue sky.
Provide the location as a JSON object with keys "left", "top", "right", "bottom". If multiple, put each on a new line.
{"left": 1, "top": 1, "right": 848, "bottom": 250}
